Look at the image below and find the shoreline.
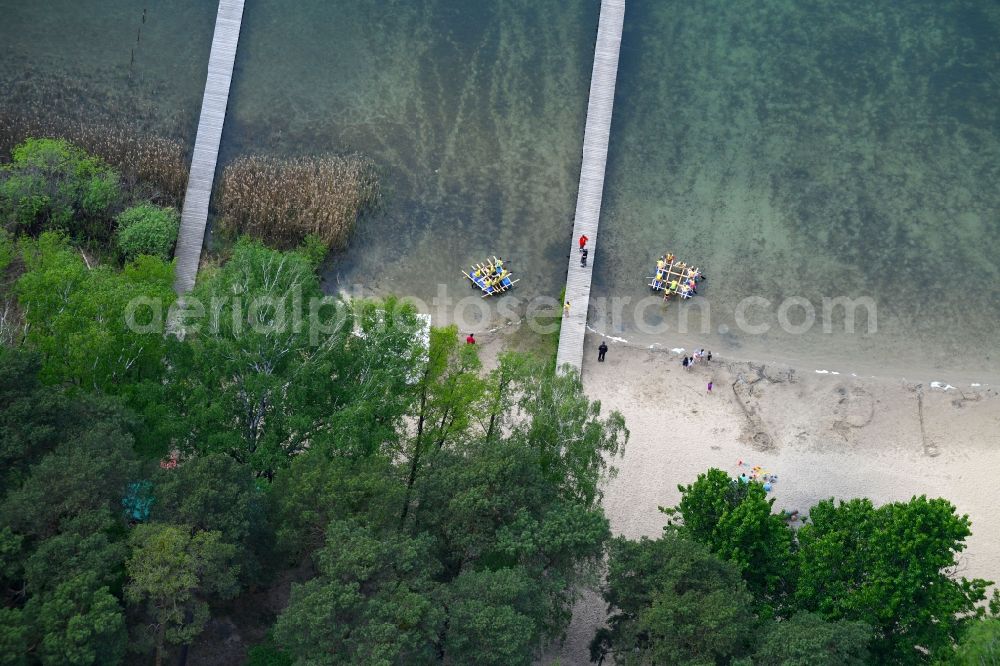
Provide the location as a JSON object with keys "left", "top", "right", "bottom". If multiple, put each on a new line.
{"left": 534, "top": 329, "right": 1000, "bottom": 664}
{"left": 582, "top": 321, "right": 1000, "bottom": 391}
{"left": 339, "top": 289, "right": 1000, "bottom": 388}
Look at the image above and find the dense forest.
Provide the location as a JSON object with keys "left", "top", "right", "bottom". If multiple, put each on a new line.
{"left": 1, "top": 138, "right": 998, "bottom": 665}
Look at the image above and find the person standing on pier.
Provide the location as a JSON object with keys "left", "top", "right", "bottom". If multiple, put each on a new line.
{"left": 581, "top": 248, "right": 589, "bottom": 267}
{"left": 579, "top": 234, "right": 589, "bottom": 252}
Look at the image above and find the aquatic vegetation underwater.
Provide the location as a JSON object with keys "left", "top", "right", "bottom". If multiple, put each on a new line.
{"left": 593, "top": 0, "right": 1000, "bottom": 372}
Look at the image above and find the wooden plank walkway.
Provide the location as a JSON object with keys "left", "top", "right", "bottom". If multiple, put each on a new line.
{"left": 556, "top": 0, "right": 625, "bottom": 373}
{"left": 173, "top": 0, "right": 245, "bottom": 293}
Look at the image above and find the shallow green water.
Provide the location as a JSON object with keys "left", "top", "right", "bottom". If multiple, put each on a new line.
{"left": 594, "top": 0, "right": 1000, "bottom": 377}
{"left": 223, "top": 0, "right": 598, "bottom": 306}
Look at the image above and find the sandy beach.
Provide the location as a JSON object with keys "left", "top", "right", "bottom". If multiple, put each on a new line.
{"left": 519, "top": 329, "right": 1000, "bottom": 664}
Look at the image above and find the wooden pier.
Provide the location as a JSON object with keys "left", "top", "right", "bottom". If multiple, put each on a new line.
{"left": 173, "top": 0, "right": 245, "bottom": 293}
{"left": 556, "top": 0, "right": 625, "bottom": 372}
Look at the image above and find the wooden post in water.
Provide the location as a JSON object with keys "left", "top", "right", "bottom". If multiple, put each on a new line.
{"left": 555, "top": 0, "right": 626, "bottom": 373}
{"left": 173, "top": 0, "right": 245, "bottom": 293}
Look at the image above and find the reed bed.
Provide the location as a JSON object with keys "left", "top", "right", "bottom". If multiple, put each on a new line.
{"left": 217, "top": 154, "right": 379, "bottom": 251}
{"left": 0, "top": 110, "right": 189, "bottom": 204}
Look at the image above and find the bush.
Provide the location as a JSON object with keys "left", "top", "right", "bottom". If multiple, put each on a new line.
{"left": 115, "top": 203, "right": 179, "bottom": 261}
{"left": 1, "top": 112, "right": 189, "bottom": 204}
{"left": 0, "top": 138, "right": 120, "bottom": 238}
{"left": 297, "top": 233, "right": 328, "bottom": 268}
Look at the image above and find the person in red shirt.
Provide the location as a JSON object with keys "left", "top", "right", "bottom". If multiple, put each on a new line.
{"left": 579, "top": 234, "right": 589, "bottom": 252}
{"left": 466, "top": 333, "right": 476, "bottom": 345}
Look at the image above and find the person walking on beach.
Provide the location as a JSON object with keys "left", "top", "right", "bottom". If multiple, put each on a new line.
{"left": 581, "top": 248, "right": 589, "bottom": 267}
{"left": 707, "top": 350, "right": 713, "bottom": 362}
{"left": 563, "top": 301, "right": 571, "bottom": 317}
{"left": 707, "top": 380, "right": 713, "bottom": 393}
{"left": 598, "top": 341, "right": 608, "bottom": 362}
{"left": 466, "top": 333, "right": 476, "bottom": 345}
{"left": 682, "top": 356, "right": 690, "bottom": 369}
{"left": 579, "top": 234, "right": 589, "bottom": 252}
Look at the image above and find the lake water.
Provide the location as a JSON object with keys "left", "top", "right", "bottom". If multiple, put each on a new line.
{"left": 594, "top": 0, "right": 1000, "bottom": 379}
{"left": 222, "top": 0, "right": 599, "bottom": 308}
{"left": 0, "top": 0, "right": 214, "bottom": 141}
{"left": 2, "top": 0, "right": 997, "bottom": 379}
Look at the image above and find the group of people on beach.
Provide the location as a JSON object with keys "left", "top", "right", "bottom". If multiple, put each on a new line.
{"left": 682, "top": 348, "right": 711, "bottom": 369}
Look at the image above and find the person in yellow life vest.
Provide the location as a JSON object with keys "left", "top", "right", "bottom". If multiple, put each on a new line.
{"left": 473, "top": 267, "right": 482, "bottom": 278}
{"left": 670, "top": 279, "right": 678, "bottom": 291}
{"left": 656, "top": 258, "right": 665, "bottom": 271}
{"left": 495, "top": 258, "right": 504, "bottom": 273}
{"left": 655, "top": 270, "right": 664, "bottom": 282}
{"left": 666, "top": 253, "right": 675, "bottom": 264}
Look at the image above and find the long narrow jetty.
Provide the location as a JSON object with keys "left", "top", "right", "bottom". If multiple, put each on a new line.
{"left": 173, "top": 0, "right": 245, "bottom": 293}
{"left": 556, "top": 0, "right": 626, "bottom": 372}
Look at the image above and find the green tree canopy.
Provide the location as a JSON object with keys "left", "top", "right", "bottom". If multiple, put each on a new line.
{"left": 24, "top": 573, "right": 126, "bottom": 666}
{"left": 151, "top": 453, "right": 266, "bottom": 582}
{"left": 795, "top": 496, "right": 991, "bottom": 664}
{"left": 945, "top": 618, "right": 1000, "bottom": 665}
{"left": 0, "top": 138, "right": 120, "bottom": 238}
{"left": 592, "top": 532, "right": 756, "bottom": 665}
{"left": 515, "top": 366, "right": 628, "bottom": 507}
{"left": 752, "top": 611, "right": 872, "bottom": 666}
{"left": 270, "top": 451, "right": 403, "bottom": 558}
{"left": 0, "top": 360, "right": 136, "bottom": 666}
{"left": 0, "top": 229, "right": 13, "bottom": 273}
{"left": 0, "top": 608, "right": 27, "bottom": 666}
{"left": 664, "top": 468, "right": 795, "bottom": 607}
{"left": 21, "top": 510, "right": 126, "bottom": 599}
{"left": 0, "top": 411, "right": 137, "bottom": 540}
{"left": 441, "top": 567, "right": 549, "bottom": 666}
{"left": 272, "top": 342, "right": 625, "bottom": 665}
{"left": 15, "top": 232, "right": 175, "bottom": 392}
{"left": 151, "top": 454, "right": 260, "bottom": 547}
{"left": 0, "top": 349, "right": 76, "bottom": 490}
{"left": 125, "top": 524, "right": 239, "bottom": 666}
{"left": 273, "top": 521, "right": 444, "bottom": 665}
{"left": 159, "top": 239, "right": 423, "bottom": 477}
